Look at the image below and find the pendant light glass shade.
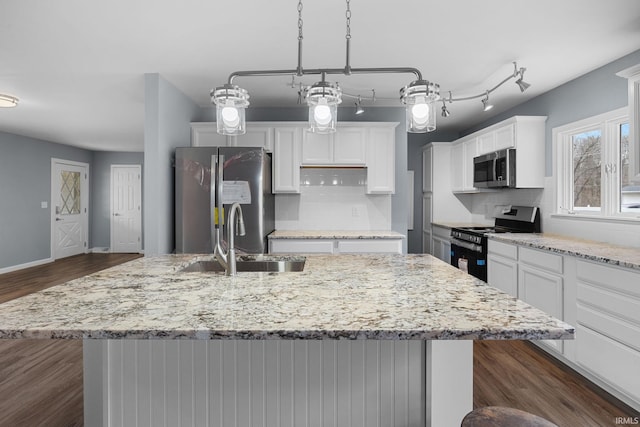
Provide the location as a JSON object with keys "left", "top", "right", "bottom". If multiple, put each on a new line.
{"left": 400, "top": 80, "right": 439, "bottom": 133}
{"left": 211, "top": 85, "right": 250, "bottom": 135}
{"left": 306, "top": 81, "right": 341, "bottom": 133}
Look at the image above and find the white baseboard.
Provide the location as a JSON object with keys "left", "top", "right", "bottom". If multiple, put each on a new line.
{"left": 90, "top": 247, "right": 110, "bottom": 253}
{"left": 0, "top": 257, "right": 54, "bottom": 275}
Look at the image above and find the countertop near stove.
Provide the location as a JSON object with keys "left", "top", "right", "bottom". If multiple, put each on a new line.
{"left": 0, "top": 254, "right": 573, "bottom": 341}
{"left": 488, "top": 233, "right": 640, "bottom": 271}
{"left": 268, "top": 230, "right": 405, "bottom": 240}
{"left": 431, "top": 222, "right": 493, "bottom": 230}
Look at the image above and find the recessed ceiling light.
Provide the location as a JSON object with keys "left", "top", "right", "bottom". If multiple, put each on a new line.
{"left": 0, "top": 94, "right": 19, "bottom": 108}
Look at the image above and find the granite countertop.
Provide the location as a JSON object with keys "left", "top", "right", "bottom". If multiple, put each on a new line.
{"left": 268, "top": 230, "right": 406, "bottom": 240}
{"left": 488, "top": 233, "right": 640, "bottom": 271}
{"left": 0, "top": 254, "right": 573, "bottom": 341}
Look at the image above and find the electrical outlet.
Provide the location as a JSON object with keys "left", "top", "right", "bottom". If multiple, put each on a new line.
{"left": 352, "top": 207, "right": 359, "bottom": 217}
{"left": 41, "top": 201, "right": 48, "bottom": 209}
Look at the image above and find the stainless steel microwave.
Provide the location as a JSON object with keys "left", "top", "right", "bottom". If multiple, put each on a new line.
{"left": 473, "top": 148, "right": 516, "bottom": 188}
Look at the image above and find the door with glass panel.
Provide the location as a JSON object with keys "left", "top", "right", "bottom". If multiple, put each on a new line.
{"left": 51, "top": 159, "right": 89, "bottom": 259}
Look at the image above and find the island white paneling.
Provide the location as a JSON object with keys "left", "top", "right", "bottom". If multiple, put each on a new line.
{"left": 93, "top": 340, "right": 426, "bottom": 427}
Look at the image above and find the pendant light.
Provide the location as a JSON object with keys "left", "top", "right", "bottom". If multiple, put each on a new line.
{"left": 400, "top": 80, "right": 439, "bottom": 133}
{"left": 306, "top": 78, "right": 342, "bottom": 133}
{"left": 211, "top": 84, "right": 249, "bottom": 135}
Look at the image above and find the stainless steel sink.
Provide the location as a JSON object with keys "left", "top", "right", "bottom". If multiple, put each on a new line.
{"left": 180, "top": 255, "right": 306, "bottom": 273}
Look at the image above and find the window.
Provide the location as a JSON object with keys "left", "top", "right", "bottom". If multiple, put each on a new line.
{"left": 554, "top": 107, "right": 636, "bottom": 218}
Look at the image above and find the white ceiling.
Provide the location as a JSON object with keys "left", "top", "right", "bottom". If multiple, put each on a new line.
{"left": 1, "top": 0, "right": 639, "bottom": 152}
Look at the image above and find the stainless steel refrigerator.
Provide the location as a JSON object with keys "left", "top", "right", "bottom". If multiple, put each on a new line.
{"left": 175, "top": 146, "right": 275, "bottom": 254}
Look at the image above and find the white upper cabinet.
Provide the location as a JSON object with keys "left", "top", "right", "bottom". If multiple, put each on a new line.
{"left": 477, "top": 132, "right": 495, "bottom": 155}
{"left": 190, "top": 122, "right": 274, "bottom": 151}
{"left": 272, "top": 127, "right": 301, "bottom": 193}
{"left": 494, "top": 123, "right": 515, "bottom": 151}
{"left": 450, "top": 142, "right": 465, "bottom": 192}
{"left": 232, "top": 126, "right": 274, "bottom": 152}
{"left": 301, "top": 131, "right": 332, "bottom": 164}
{"left": 450, "top": 137, "right": 476, "bottom": 192}
{"left": 451, "top": 116, "right": 546, "bottom": 193}
{"left": 334, "top": 127, "right": 366, "bottom": 164}
{"left": 301, "top": 126, "right": 366, "bottom": 165}
{"left": 190, "top": 122, "right": 228, "bottom": 147}
{"left": 365, "top": 125, "right": 396, "bottom": 194}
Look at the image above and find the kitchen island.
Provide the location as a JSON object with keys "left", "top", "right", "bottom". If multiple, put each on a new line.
{"left": 0, "top": 254, "right": 574, "bottom": 427}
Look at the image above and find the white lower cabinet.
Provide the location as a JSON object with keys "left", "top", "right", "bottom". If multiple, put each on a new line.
{"left": 574, "top": 260, "right": 640, "bottom": 404}
{"left": 518, "top": 247, "right": 564, "bottom": 354}
{"left": 431, "top": 225, "right": 451, "bottom": 264}
{"left": 487, "top": 237, "right": 640, "bottom": 411}
{"left": 487, "top": 240, "right": 518, "bottom": 297}
{"left": 269, "top": 238, "right": 403, "bottom": 254}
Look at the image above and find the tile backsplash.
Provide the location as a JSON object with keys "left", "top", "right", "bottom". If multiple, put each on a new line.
{"left": 275, "top": 168, "right": 392, "bottom": 230}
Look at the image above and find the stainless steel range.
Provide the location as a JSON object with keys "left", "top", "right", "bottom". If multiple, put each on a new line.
{"left": 450, "top": 206, "right": 541, "bottom": 281}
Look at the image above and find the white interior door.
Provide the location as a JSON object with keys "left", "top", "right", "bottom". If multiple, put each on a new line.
{"left": 110, "top": 165, "right": 142, "bottom": 253}
{"left": 51, "top": 159, "right": 89, "bottom": 259}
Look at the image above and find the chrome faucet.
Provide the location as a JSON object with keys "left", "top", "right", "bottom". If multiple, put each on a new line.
{"left": 212, "top": 154, "right": 246, "bottom": 275}
{"left": 214, "top": 203, "right": 246, "bottom": 276}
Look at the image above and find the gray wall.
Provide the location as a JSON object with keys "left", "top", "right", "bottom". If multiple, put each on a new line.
{"left": 0, "top": 132, "right": 92, "bottom": 269}
{"left": 143, "top": 73, "right": 201, "bottom": 255}
{"left": 200, "top": 105, "right": 410, "bottom": 253}
{"left": 91, "top": 151, "right": 144, "bottom": 249}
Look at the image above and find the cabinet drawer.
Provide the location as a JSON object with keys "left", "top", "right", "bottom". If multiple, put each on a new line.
{"left": 577, "top": 279, "right": 640, "bottom": 326}
{"left": 576, "top": 260, "right": 640, "bottom": 298}
{"left": 519, "top": 247, "right": 563, "bottom": 274}
{"left": 487, "top": 240, "right": 517, "bottom": 260}
{"left": 577, "top": 303, "right": 640, "bottom": 352}
{"left": 269, "top": 240, "right": 334, "bottom": 254}
{"left": 431, "top": 225, "right": 451, "bottom": 240}
{"left": 576, "top": 325, "right": 640, "bottom": 402}
{"left": 338, "top": 239, "right": 402, "bottom": 254}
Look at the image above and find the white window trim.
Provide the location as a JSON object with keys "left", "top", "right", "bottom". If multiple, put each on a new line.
{"left": 617, "top": 64, "right": 640, "bottom": 183}
{"left": 553, "top": 107, "right": 639, "bottom": 220}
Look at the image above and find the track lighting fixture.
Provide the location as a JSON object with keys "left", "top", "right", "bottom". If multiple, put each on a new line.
{"left": 209, "top": 0, "right": 531, "bottom": 135}
{"left": 0, "top": 93, "right": 19, "bottom": 108}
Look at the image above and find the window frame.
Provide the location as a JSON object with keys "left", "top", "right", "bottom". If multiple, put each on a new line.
{"left": 554, "top": 107, "right": 637, "bottom": 219}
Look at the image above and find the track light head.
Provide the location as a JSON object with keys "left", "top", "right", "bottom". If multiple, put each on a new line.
{"left": 355, "top": 96, "right": 365, "bottom": 115}
{"left": 481, "top": 92, "right": 493, "bottom": 112}
{"left": 441, "top": 100, "right": 450, "bottom": 118}
{"left": 515, "top": 77, "right": 531, "bottom": 93}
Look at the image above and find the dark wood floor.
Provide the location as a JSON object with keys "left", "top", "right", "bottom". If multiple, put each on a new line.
{"left": 475, "top": 340, "right": 640, "bottom": 426}
{"left": 1, "top": 253, "right": 638, "bottom": 426}
{"left": 0, "top": 253, "right": 140, "bottom": 427}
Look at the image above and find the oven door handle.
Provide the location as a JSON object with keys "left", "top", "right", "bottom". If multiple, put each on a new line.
{"left": 451, "top": 237, "right": 483, "bottom": 253}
